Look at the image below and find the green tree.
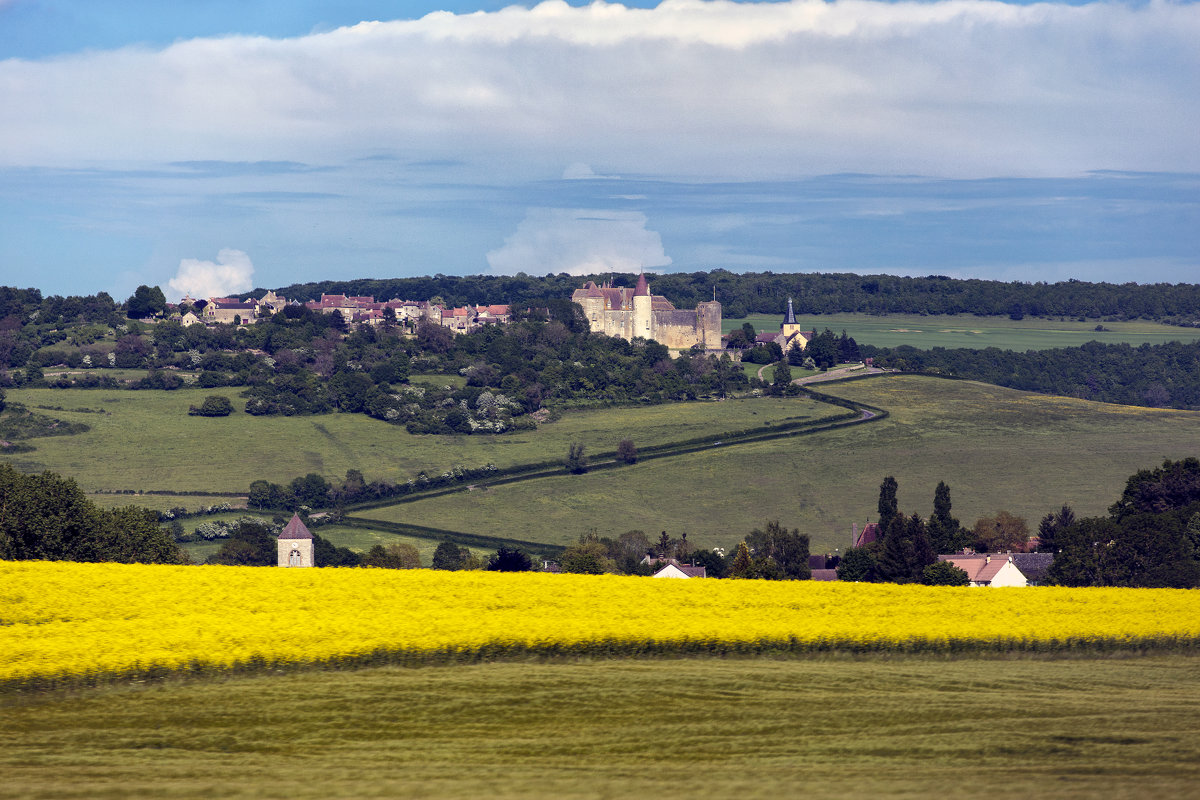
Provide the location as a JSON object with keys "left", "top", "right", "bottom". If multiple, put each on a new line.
{"left": 206, "top": 520, "right": 277, "bottom": 566}
{"left": 188, "top": 395, "right": 233, "bottom": 416}
{"left": 290, "top": 473, "right": 331, "bottom": 508}
{"left": 560, "top": 535, "right": 614, "bottom": 574}
{"left": 432, "top": 540, "right": 465, "bottom": 570}
{"left": 564, "top": 442, "right": 588, "bottom": 474}
{"left": 313, "top": 533, "right": 361, "bottom": 567}
{"left": 486, "top": 546, "right": 532, "bottom": 572}
{"left": 617, "top": 438, "right": 637, "bottom": 465}
{"left": 972, "top": 511, "right": 1030, "bottom": 552}
{"left": 744, "top": 520, "right": 810, "bottom": 579}
{"left": 928, "top": 481, "right": 963, "bottom": 553}
{"left": 1037, "top": 505, "right": 1075, "bottom": 553}
{"left": 125, "top": 284, "right": 167, "bottom": 319}
{"left": 922, "top": 560, "right": 970, "bottom": 586}
{"left": 836, "top": 547, "right": 877, "bottom": 581}
{"left": 877, "top": 476, "right": 899, "bottom": 533}
{"left": 770, "top": 361, "right": 792, "bottom": 394}
{"left": 729, "top": 541, "right": 753, "bottom": 579}
{"left": 363, "top": 543, "right": 421, "bottom": 569}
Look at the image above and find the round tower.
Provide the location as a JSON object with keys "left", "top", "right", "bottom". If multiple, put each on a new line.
{"left": 633, "top": 272, "right": 653, "bottom": 339}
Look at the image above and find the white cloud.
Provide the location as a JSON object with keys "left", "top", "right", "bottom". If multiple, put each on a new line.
{"left": 1, "top": 0, "right": 1198, "bottom": 178}
{"left": 168, "top": 248, "right": 254, "bottom": 300}
{"left": 486, "top": 208, "right": 672, "bottom": 275}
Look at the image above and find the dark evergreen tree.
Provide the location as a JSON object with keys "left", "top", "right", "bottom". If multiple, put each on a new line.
{"left": 878, "top": 476, "right": 899, "bottom": 534}
{"left": 928, "top": 481, "right": 963, "bottom": 554}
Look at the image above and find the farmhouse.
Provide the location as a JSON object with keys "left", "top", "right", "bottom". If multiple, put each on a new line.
{"left": 571, "top": 273, "right": 722, "bottom": 351}
{"left": 277, "top": 513, "right": 314, "bottom": 568}
{"left": 652, "top": 563, "right": 708, "bottom": 578}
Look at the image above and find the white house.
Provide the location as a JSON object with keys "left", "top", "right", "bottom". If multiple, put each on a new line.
{"left": 652, "top": 563, "right": 707, "bottom": 579}
{"left": 937, "top": 554, "right": 1027, "bottom": 587}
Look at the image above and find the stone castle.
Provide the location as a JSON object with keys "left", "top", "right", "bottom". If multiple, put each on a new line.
{"left": 571, "top": 273, "right": 722, "bottom": 351}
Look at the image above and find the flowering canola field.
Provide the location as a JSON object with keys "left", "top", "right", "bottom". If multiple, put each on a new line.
{"left": 3, "top": 561, "right": 1199, "bottom": 687}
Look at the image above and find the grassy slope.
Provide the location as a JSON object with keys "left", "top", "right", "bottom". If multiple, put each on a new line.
{"left": 728, "top": 312, "right": 1200, "bottom": 350}
{"left": 2, "top": 656, "right": 1198, "bottom": 799}
{"left": 0, "top": 387, "right": 837, "bottom": 495}
{"left": 364, "top": 375, "right": 1200, "bottom": 552}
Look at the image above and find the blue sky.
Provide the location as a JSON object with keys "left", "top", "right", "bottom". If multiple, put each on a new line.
{"left": 1, "top": 0, "right": 1197, "bottom": 301}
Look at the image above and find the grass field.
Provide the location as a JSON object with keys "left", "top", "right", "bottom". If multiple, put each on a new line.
{"left": 727, "top": 312, "right": 1200, "bottom": 351}
{"left": 363, "top": 375, "right": 1200, "bottom": 552}
{"left": 2, "top": 656, "right": 1197, "bottom": 799}
{"left": 176, "top": 522, "right": 473, "bottom": 564}
{"left": 0, "top": 387, "right": 839, "bottom": 495}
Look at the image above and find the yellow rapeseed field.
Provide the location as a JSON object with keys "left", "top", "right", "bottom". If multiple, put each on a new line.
{"left": 3, "top": 561, "right": 1199, "bottom": 687}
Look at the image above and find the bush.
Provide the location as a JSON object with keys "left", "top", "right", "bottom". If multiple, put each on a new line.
{"left": 188, "top": 395, "right": 233, "bottom": 417}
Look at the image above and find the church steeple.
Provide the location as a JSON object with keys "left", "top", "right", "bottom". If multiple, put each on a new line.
{"left": 784, "top": 297, "right": 796, "bottom": 326}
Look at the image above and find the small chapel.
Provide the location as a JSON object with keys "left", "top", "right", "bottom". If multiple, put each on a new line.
{"left": 277, "top": 513, "right": 314, "bottom": 568}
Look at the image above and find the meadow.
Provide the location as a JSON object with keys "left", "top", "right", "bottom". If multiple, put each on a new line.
{"left": 2, "top": 656, "right": 1198, "bottom": 799}
{"left": 362, "top": 375, "right": 1200, "bottom": 552}
{"left": 728, "top": 312, "right": 1200, "bottom": 350}
{"left": 0, "top": 387, "right": 839, "bottom": 496}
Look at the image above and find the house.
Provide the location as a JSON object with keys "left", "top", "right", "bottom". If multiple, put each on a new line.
{"left": 1010, "top": 552, "right": 1055, "bottom": 585}
{"left": 810, "top": 569, "right": 839, "bottom": 581}
{"left": 277, "top": 513, "right": 314, "bottom": 568}
{"left": 937, "top": 553, "right": 1027, "bottom": 587}
{"left": 203, "top": 297, "right": 258, "bottom": 325}
{"left": 652, "top": 563, "right": 707, "bottom": 578}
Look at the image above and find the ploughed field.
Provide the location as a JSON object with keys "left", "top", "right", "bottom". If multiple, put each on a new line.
{"left": 3, "top": 561, "right": 1199, "bottom": 799}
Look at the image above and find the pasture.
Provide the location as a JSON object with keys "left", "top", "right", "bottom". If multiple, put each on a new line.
{"left": 365, "top": 375, "right": 1200, "bottom": 552}
{"left": 3, "top": 656, "right": 1198, "bottom": 799}
{"left": 727, "top": 312, "right": 1200, "bottom": 350}
{"left": 0, "top": 387, "right": 839, "bottom": 496}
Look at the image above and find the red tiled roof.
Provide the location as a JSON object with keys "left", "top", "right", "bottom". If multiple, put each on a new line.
{"left": 854, "top": 522, "right": 880, "bottom": 548}
{"left": 279, "top": 513, "right": 312, "bottom": 540}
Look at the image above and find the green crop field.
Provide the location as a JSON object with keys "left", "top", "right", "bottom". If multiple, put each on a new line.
{"left": 0, "top": 387, "right": 840, "bottom": 497}
{"left": 363, "top": 375, "right": 1200, "bottom": 552}
{"left": 3, "top": 656, "right": 1197, "bottom": 799}
{"left": 727, "top": 312, "right": 1200, "bottom": 351}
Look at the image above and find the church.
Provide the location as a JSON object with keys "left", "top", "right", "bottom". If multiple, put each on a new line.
{"left": 571, "top": 273, "right": 722, "bottom": 351}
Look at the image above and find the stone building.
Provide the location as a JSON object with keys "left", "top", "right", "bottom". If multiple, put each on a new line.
{"left": 277, "top": 513, "right": 314, "bottom": 568}
{"left": 571, "top": 273, "right": 721, "bottom": 351}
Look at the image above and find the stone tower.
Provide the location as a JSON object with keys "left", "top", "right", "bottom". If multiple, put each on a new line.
{"left": 277, "top": 513, "right": 314, "bottom": 568}
{"left": 632, "top": 272, "right": 653, "bottom": 340}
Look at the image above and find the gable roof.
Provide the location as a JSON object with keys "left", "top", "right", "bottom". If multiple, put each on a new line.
{"left": 853, "top": 522, "right": 880, "bottom": 548}
{"left": 279, "top": 513, "right": 313, "bottom": 540}
{"left": 938, "top": 554, "right": 1025, "bottom": 584}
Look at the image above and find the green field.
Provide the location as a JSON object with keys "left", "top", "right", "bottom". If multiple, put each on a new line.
{"left": 0, "top": 387, "right": 839, "bottom": 495}
{"left": 728, "top": 312, "right": 1200, "bottom": 351}
{"left": 176, "top": 521, "right": 471, "bottom": 564}
{"left": 3, "top": 656, "right": 1197, "bottom": 799}
{"left": 362, "top": 375, "right": 1200, "bottom": 552}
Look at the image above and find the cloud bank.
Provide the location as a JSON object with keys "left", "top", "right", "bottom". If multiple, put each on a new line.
{"left": 487, "top": 208, "right": 672, "bottom": 275}
{"left": 168, "top": 249, "right": 255, "bottom": 300}
{"left": 2, "top": 0, "right": 1198, "bottom": 178}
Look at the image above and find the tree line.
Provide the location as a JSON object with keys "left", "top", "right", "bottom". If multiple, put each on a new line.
{"left": 270, "top": 271, "right": 1200, "bottom": 324}
{"left": 862, "top": 340, "right": 1200, "bottom": 410}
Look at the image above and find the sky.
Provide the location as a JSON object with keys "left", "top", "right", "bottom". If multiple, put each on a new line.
{"left": 0, "top": 0, "right": 1197, "bottom": 302}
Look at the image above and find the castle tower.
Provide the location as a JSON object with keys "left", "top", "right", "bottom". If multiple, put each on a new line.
{"left": 277, "top": 513, "right": 314, "bottom": 567}
{"left": 632, "top": 272, "right": 653, "bottom": 340}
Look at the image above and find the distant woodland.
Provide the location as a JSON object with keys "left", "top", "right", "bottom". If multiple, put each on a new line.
{"left": 271, "top": 272, "right": 1200, "bottom": 323}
